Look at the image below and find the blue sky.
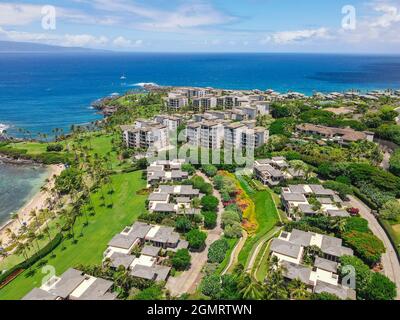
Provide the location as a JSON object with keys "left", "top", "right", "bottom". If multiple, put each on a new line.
{"left": 0, "top": 0, "right": 400, "bottom": 52}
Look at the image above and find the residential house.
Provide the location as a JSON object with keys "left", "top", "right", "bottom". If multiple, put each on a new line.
{"left": 269, "top": 229, "right": 355, "bottom": 300}
{"left": 22, "top": 268, "right": 117, "bottom": 300}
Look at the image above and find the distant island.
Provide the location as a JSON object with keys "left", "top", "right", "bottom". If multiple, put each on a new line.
{"left": 0, "top": 40, "right": 108, "bottom": 53}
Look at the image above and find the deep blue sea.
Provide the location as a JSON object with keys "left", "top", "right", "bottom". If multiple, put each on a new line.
{"left": 1, "top": 52, "right": 400, "bottom": 137}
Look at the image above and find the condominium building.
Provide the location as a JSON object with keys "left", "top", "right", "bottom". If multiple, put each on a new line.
{"left": 224, "top": 122, "right": 268, "bottom": 151}
{"left": 121, "top": 121, "right": 169, "bottom": 150}
{"left": 186, "top": 121, "right": 202, "bottom": 146}
{"left": 192, "top": 96, "right": 217, "bottom": 112}
{"left": 154, "top": 115, "right": 182, "bottom": 132}
{"left": 163, "top": 93, "right": 189, "bottom": 110}
{"left": 200, "top": 120, "right": 225, "bottom": 149}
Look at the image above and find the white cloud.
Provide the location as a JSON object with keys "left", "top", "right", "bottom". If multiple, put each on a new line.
{"left": 62, "top": 34, "right": 109, "bottom": 47}
{"left": 369, "top": 4, "right": 400, "bottom": 28}
{"left": 263, "top": 28, "right": 329, "bottom": 44}
{"left": 113, "top": 36, "right": 143, "bottom": 48}
{"left": 0, "top": 3, "right": 42, "bottom": 26}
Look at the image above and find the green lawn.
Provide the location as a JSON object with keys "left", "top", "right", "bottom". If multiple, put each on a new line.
{"left": 236, "top": 177, "right": 280, "bottom": 267}
{"left": 7, "top": 142, "right": 50, "bottom": 155}
{"left": 0, "top": 171, "right": 147, "bottom": 300}
{"left": 380, "top": 217, "right": 400, "bottom": 256}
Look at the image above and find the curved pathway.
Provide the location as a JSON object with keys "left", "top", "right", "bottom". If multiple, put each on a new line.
{"left": 347, "top": 195, "right": 400, "bottom": 300}
{"left": 221, "top": 230, "right": 248, "bottom": 275}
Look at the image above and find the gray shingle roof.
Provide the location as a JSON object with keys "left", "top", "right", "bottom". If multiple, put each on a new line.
{"left": 298, "top": 203, "right": 316, "bottom": 215}
{"left": 141, "top": 245, "right": 161, "bottom": 257}
{"left": 108, "top": 222, "right": 152, "bottom": 249}
{"left": 288, "top": 185, "right": 308, "bottom": 194}
{"left": 314, "top": 280, "right": 356, "bottom": 300}
{"left": 270, "top": 238, "right": 302, "bottom": 259}
{"left": 289, "top": 229, "right": 313, "bottom": 247}
{"left": 321, "top": 235, "right": 353, "bottom": 257}
{"left": 22, "top": 288, "right": 58, "bottom": 300}
{"left": 148, "top": 193, "right": 170, "bottom": 202}
{"left": 131, "top": 265, "right": 171, "bottom": 282}
{"left": 309, "top": 185, "right": 335, "bottom": 196}
{"left": 48, "top": 268, "right": 85, "bottom": 299}
{"left": 78, "top": 278, "right": 116, "bottom": 300}
{"left": 281, "top": 261, "right": 312, "bottom": 285}
{"left": 281, "top": 192, "right": 307, "bottom": 202}
{"left": 153, "top": 203, "right": 176, "bottom": 212}
{"left": 108, "top": 252, "right": 136, "bottom": 269}
{"left": 314, "top": 257, "right": 338, "bottom": 273}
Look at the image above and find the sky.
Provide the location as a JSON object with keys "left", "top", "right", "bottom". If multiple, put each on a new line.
{"left": 0, "top": 0, "right": 400, "bottom": 53}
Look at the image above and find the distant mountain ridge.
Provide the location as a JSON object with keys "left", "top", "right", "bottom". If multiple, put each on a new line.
{"left": 0, "top": 41, "right": 107, "bottom": 53}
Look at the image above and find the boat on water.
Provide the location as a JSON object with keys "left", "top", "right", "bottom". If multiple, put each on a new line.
{"left": 120, "top": 74, "right": 127, "bottom": 80}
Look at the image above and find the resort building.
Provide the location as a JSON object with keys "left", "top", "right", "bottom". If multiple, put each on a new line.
{"left": 254, "top": 157, "right": 305, "bottom": 186}
{"left": 280, "top": 184, "right": 348, "bottom": 219}
{"left": 224, "top": 122, "right": 269, "bottom": 151}
{"left": 186, "top": 121, "right": 202, "bottom": 146}
{"left": 146, "top": 159, "right": 188, "bottom": 187}
{"left": 192, "top": 96, "right": 217, "bottom": 112}
{"left": 154, "top": 115, "right": 183, "bottom": 132}
{"left": 22, "top": 268, "right": 117, "bottom": 300}
{"left": 270, "top": 229, "right": 355, "bottom": 300}
{"left": 121, "top": 120, "right": 169, "bottom": 151}
{"left": 199, "top": 120, "right": 225, "bottom": 149}
{"left": 296, "top": 124, "right": 375, "bottom": 145}
{"left": 163, "top": 93, "right": 189, "bottom": 110}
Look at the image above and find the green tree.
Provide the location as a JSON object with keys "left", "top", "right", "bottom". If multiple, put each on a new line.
{"left": 201, "top": 195, "right": 219, "bottom": 212}
{"left": 186, "top": 229, "right": 207, "bottom": 250}
{"left": 171, "top": 249, "right": 191, "bottom": 271}
{"left": 380, "top": 199, "right": 400, "bottom": 221}
{"left": 364, "top": 272, "right": 397, "bottom": 300}
{"left": 202, "top": 211, "right": 217, "bottom": 229}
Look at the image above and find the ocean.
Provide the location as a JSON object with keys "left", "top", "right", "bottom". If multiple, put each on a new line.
{"left": 1, "top": 52, "right": 400, "bottom": 222}
{"left": 0, "top": 162, "right": 49, "bottom": 225}
{"left": 1, "top": 52, "right": 400, "bottom": 137}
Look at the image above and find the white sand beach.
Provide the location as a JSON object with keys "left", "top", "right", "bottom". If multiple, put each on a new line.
{"left": 0, "top": 164, "right": 64, "bottom": 247}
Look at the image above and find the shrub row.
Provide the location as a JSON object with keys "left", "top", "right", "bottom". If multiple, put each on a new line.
{"left": 0, "top": 233, "right": 63, "bottom": 285}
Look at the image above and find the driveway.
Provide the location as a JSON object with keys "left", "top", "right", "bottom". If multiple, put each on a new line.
{"left": 347, "top": 195, "right": 400, "bottom": 299}
{"left": 166, "top": 171, "right": 223, "bottom": 296}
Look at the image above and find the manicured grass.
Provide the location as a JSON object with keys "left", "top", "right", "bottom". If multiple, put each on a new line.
{"left": 7, "top": 142, "right": 50, "bottom": 155}
{"left": 78, "top": 133, "right": 132, "bottom": 171}
{"left": 236, "top": 177, "right": 280, "bottom": 267}
{"left": 380, "top": 218, "right": 400, "bottom": 256}
{"left": 0, "top": 171, "right": 147, "bottom": 300}
{"left": 255, "top": 241, "right": 272, "bottom": 282}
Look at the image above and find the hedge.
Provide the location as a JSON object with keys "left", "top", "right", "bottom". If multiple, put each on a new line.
{"left": 0, "top": 233, "right": 63, "bottom": 285}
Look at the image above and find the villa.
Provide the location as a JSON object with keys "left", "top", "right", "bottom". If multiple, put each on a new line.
{"left": 22, "top": 268, "right": 117, "bottom": 300}
{"left": 146, "top": 159, "right": 189, "bottom": 187}
{"left": 103, "top": 222, "right": 188, "bottom": 282}
{"left": 296, "top": 124, "right": 375, "bottom": 146}
{"left": 254, "top": 157, "right": 305, "bottom": 186}
{"left": 270, "top": 229, "right": 355, "bottom": 300}
{"left": 280, "top": 184, "right": 348, "bottom": 219}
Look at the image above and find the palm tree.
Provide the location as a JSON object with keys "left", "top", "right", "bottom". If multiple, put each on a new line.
{"left": 287, "top": 279, "right": 310, "bottom": 300}
{"left": 264, "top": 256, "right": 288, "bottom": 300}
{"left": 11, "top": 213, "right": 23, "bottom": 227}
{"left": 238, "top": 274, "right": 264, "bottom": 300}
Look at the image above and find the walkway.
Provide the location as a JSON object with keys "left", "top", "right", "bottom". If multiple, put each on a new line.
{"left": 166, "top": 171, "right": 223, "bottom": 296}
{"left": 221, "top": 230, "right": 248, "bottom": 275}
{"left": 347, "top": 195, "right": 400, "bottom": 299}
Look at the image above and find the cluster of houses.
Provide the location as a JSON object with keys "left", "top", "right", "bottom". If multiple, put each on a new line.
{"left": 296, "top": 124, "right": 375, "bottom": 146}
{"left": 254, "top": 157, "right": 305, "bottom": 186}
{"left": 103, "top": 221, "right": 188, "bottom": 283}
{"left": 281, "top": 184, "right": 349, "bottom": 220}
{"left": 270, "top": 229, "right": 356, "bottom": 300}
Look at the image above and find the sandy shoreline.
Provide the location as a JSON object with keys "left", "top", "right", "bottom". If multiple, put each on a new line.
{"left": 0, "top": 164, "right": 64, "bottom": 246}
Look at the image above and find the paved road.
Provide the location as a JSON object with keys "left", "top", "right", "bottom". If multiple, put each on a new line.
{"left": 166, "top": 172, "right": 223, "bottom": 296}
{"left": 347, "top": 196, "right": 400, "bottom": 299}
